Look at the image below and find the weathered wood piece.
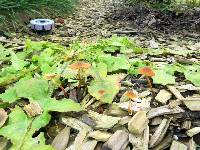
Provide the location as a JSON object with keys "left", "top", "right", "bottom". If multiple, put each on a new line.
{"left": 147, "top": 105, "right": 184, "bottom": 119}
{"left": 128, "top": 111, "right": 149, "bottom": 135}
{"left": 181, "top": 120, "right": 191, "bottom": 130}
{"left": 152, "top": 133, "right": 172, "bottom": 150}
{"left": 106, "top": 103, "right": 128, "bottom": 117}
{"left": 52, "top": 127, "right": 70, "bottom": 150}
{"left": 155, "top": 89, "right": 172, "bottom": 104}
{"left": 129, "top": 126, "right": 149, "bottom": 150}
{"left": 170, "top": 141, "right": 187, "bottom": 150}
{"left": 188, "top": 138, "right": 196, "bottom": 150}
{"left": 149, "top": 118, "right": 171, "bottom": 148}
{"left": 75, "top": 130, "right": 88, "bottom": 149}
{"left": 183, "top": 96, "right": 200, "bottom": 111}
{"left": 102, "top": 130, "right": 129, "bottom": 150}
{"left": 186, "top": 127, "right": 200, "bottom": 137}
{"left": 23, "top": 102, "right": 43, "bottom": 117}
{"left": 150, "top": 117, "right": 163, "bottom": 126}
{"left": 88, "top": 130, "right": 112, "bottom": 142}
{"left": 167, "top": 86, "right": 184, "bottom": 100}
{"left": 82, "top": 140, "right": 98, "bottom": 150}
{"left": 61, "top": 117, "right": 92, "bottom": 132}
{"left": 88, "top": 111, "right": 120, "bottom": 129}
{"left": 0, "top": 109, "right": 8, "bottom": 128}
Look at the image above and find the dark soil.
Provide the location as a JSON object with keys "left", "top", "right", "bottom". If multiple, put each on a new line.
{"left": 108, "top": 4, "right": 200, "bottom": 34}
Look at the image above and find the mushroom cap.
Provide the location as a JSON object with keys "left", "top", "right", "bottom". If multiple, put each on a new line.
{"left": 125, "top": 91, "right": 137, "bottom": 100}
{"left": 138, "top": 67, "right": 155, "bottom": 77}
{"left": 69, "top": 61, "right": 91, "bottom": 70}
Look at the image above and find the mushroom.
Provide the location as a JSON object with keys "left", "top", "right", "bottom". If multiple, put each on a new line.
{"left": 125, "top": 91, "right": 138, "bottom": 115}
{"left": 43, "top": 73, "right": 67, "bottom": 97}
{"left": 138, "top": 66, "right": 155, "bottom": 97}
{"left": 69, "top": 61, "right": 91, "bottom": 81}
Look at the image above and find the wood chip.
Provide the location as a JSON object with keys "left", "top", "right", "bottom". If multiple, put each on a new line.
{"left": 170, "top": 141, "right": 187, "bottom": 150}
{"left": 61, "top": 117, "right": 93, "bottom": 132}
{"left": 150, "top": 117, "right": 163, "bottom": 126}
{"left": 181, "top": 120, "right": 191, "bottom": 130}
{"left": 128, "top": 111, "right": 149, "bottom": 135}
{"left": 102, "top": 130, "right": 129, "bottom": 150}
{"left": 188, "top": 138, "right": 196, "bottom": 150}
{"left": 167, "top": 86, "right": 184, "bottom": 100}
{"left": 88, "top": 111, "right": 120, "bottom": 129}
{"left": 155, "top": 89, "right": 172, "bottom": 104}
{"left": 106, "top": 103, "right": 128, "bottom": 117}
{"left": 129, "top": 126, "right": 149, "bottom": 150}
{"left": 0, "top": 109, "right": 8, "bottom": 128}
{"left": 176, "top": 84, "right": 200, "bottom": 91}
{"left": 183, "top": 97, "right": 200, "bottom": 111}
{"left": 186, "top": 127, "right": 200, "bottom": 137}
{"left": 152, "top": 133, "right": 173, "bottom": 150}
{"left": 74, "top": 130, "right": 88, "bottom": 150}
{"left": 149, "top": 118, "right": 171, "bottom": 148}
{"left": 82, "top": 140, "right": 97, "bottom": 150}
{"left": 23, "top": 102, "right": 43, "bottom": 117}
{"left": 88, "top": 130, "right": 112, "bottom": 142}
{"left": 52, "top": 127, "right": 70, "bottom": 150}
{"left": 147, "top": 105, "right": 185, "bottom": 119}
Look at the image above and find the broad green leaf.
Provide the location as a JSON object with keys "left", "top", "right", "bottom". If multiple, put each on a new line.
{"left": 128, "top": 59, "right": 151, "bottom": 75}
{"left": 184, "top": 65, "right": 200, "bottom": 86}
{"left": 0, "top": 79, "right": 82, "bottom": 150}
{"left": 98, "top": 55, "right": 130, "bottom": 72}
{"left": 88, "top": 74, "right": 121, "bottom": 103}
{"left": 0, "top": 44, "right": 9, "bottom": 61}
{"left": 153, "top": 70, "right": 175, "bottom": 85}
{"left": 185, "top": 71, "right": 200, "bottom": 86}
{"left": 90, "top": 62, "right": 107, "bottom": 79}
{"left": 0, "top": 88, "right": 18, "bottom": 103}
{"left": 15, "top": 79, "right": 49, "bottom": 100}
{"left": 10, "top": 51, "right": 27, "bottom": 71}
{"left": 0, "top": 107, "right": 54, "bottom": 150}
{"left": 25, "top": 39, "right": 45, "bottom": 52}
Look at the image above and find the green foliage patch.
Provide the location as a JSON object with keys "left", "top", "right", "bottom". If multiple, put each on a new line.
{"left": 0, "top": 36, "right": 200, "bottom": 149}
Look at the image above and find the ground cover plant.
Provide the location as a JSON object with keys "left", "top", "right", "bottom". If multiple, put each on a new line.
{"left": 0, "top": 35, "right": 200, "bottom": 149}
{"left": 0, "top": 0, "right": 78, "bottom": 33}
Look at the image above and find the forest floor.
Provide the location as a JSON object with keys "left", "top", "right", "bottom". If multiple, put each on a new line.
{"left": 0, "top": 0, "right": 200, "bottom": 150}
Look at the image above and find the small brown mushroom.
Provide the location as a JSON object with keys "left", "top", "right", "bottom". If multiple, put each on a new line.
{"left": 43, "top": 73, "right": 67, "bottom": 97}
{"left": 138, "top": 67, "right": 155, "bottom": 98}
{"left": 69, "top": 61, "right": 91, "bottom": 85}
{"left": 125, "top": 91, "right": 138, "bottom": 115}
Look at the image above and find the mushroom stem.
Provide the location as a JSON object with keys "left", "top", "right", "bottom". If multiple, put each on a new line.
{"left": 78, "top": 69, "right": 81, "bottom": 81}
{"left": 52, "top": 79, "right": 68, "bottom": 97}
{"left": 128, "top": 100, "right": 133, "bottom": 115}
{"left": 145, "top": 76, "right": 155, "bottom": 98}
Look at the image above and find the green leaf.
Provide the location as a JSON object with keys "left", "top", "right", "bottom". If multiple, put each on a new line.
{"left": 10, "top": 51, "right": 27, "bottom": 71}
{"left": 88, "top": 74, "right": 121, "bottom": 103}
{"left": 0, "top": 79, "right": 82, "bottom": 150}
{"left": 98, "top": 55, "right": 130, "bottom": 72}
{"left": 15, "top": 79, "right": 49, "bottom": 100}
{"left": 0, "top": 44, "right": 9, "bottom": 61}
{"left": 90, "top": 62, "right": 107, "bottom": 79}
{"left": 185, "top": 71, "right": 200, "bottom": 86}
{"left": 153, "top": 70, "right": 175, "bottom": 85}
{"left": 184, "top": 65, "right": 200, "bottom": 86}
{"left": 0, "top": 107, "right": 54, "bottom": 150}
{"left": 0, "top": 88, "right": 18, "bottom": 103}
{"left": 128, "top": 59, "right": 151, "bottom": 75}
